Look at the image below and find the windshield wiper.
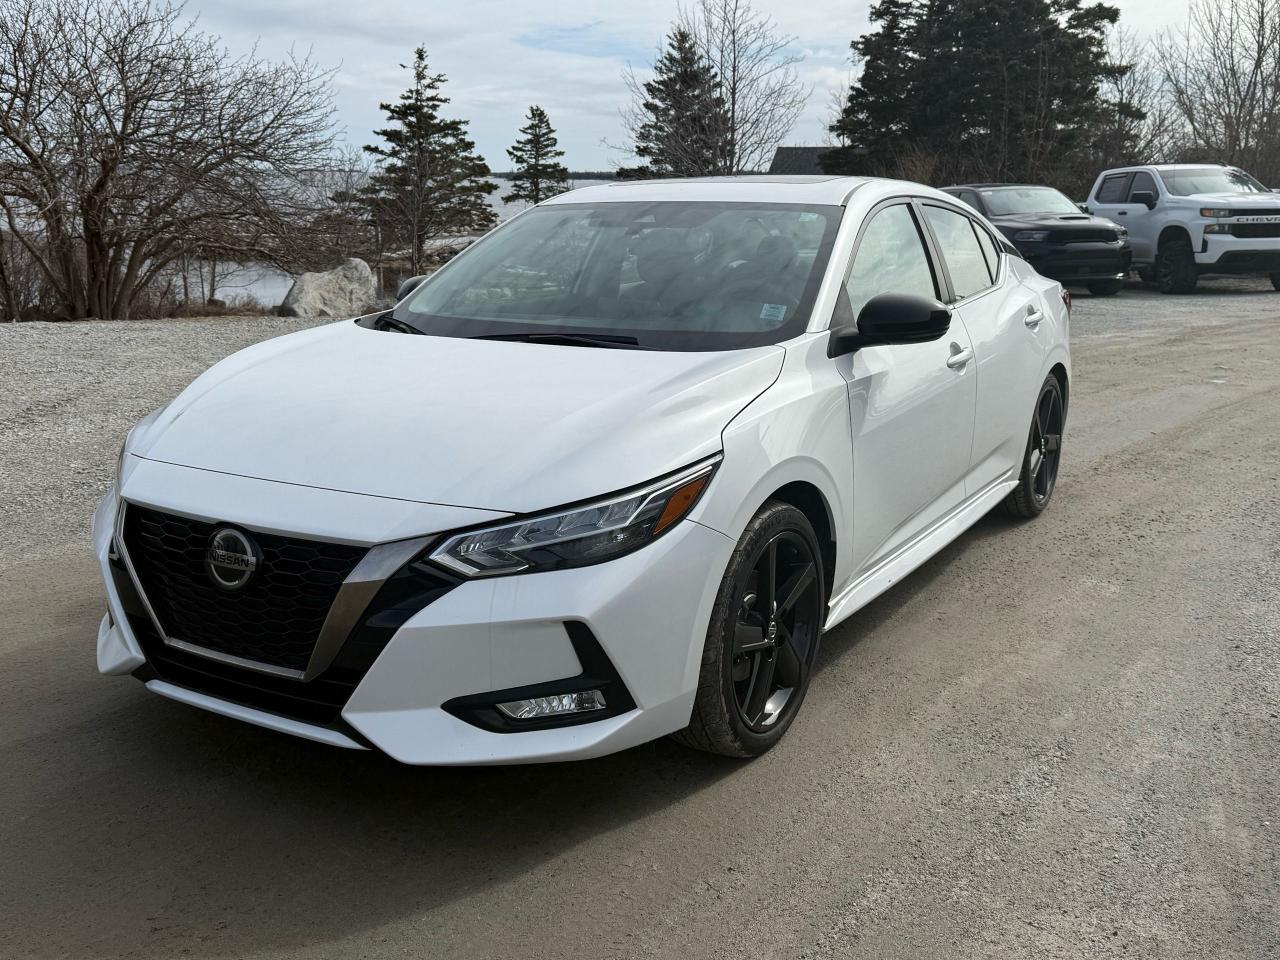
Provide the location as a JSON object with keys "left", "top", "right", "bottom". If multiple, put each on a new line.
{"left": 373, "top": 313, "right": 425, "bottom": 335}
{"left": 471, "top": 332, "right": 653, "bottom": 350}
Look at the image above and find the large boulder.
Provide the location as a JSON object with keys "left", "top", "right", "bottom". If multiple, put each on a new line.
{"left": 278, "top": 258, "right": 376, "bottom": 319}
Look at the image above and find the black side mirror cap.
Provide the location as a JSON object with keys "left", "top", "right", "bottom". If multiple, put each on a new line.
{"left": 396, "top": 274, "right": 430, "bottom": 302}
{"left": 827, "top": 293, "right": 952, "bottom": 358}
{"left": 1131, "top": 190, "right": 1157, "bottom": 210}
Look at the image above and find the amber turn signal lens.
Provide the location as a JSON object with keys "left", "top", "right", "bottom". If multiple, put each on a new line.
{"left": 653, "top": 474, "right": 710, "bottom": 535}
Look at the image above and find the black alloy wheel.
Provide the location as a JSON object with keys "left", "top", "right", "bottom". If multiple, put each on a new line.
{"left": 1006, "top": 374, "right": 1065, "bottom": 519}
{"left": 1156, "top": 240, "right": 1198, "bottom": 294}
{"left": 674, "top": 502, "right": 825, "bottom": 757}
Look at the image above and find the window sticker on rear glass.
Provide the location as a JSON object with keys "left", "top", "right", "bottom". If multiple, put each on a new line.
{"left": 760, "top": 303, "right": 788, "bottom": 323}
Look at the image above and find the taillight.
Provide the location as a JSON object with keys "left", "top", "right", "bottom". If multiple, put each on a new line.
{"left": 1061, "top": 288, "right": 1071, "bottom": 313}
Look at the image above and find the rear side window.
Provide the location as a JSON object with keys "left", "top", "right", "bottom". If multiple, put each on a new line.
{"left": 1096, "top": 174, "right": 1132, "bottom": 204}
{"left": 844, "top": 204, "right": 938, "bottom": 321}
{"left": 1128, "top": 171, "right": 1158, "bottom": 201}
{"left": 925, "top": 205, "right": 993, "bottom": 300}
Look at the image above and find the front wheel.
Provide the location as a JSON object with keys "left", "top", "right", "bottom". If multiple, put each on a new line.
{"left": 1157, "top": 240, "right": 1198, "bottom": 294}
{"left": 1087, "top": 278, "right": 1125, "bottom": 297}
{"left": 1005, "top": 374, "right": 1065, "bottom": 519}
{"left": 673, "top": 502, "right": 825, "bottom": 757}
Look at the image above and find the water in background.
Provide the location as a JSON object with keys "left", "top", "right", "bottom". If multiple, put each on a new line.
{"left": 232, "top": 178, "right": 612, "bottom": 308}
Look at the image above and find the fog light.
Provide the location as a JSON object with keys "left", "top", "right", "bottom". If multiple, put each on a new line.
{"left": 497, "top": 690, "right": 606, "bottom": 720}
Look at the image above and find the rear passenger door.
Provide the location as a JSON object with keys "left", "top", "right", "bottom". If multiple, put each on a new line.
{"left": 921, "top": 203, "right": 1046, "bottom": 495}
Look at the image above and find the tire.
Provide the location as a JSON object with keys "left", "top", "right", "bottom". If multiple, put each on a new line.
{"left": 1005, "top": 374, "right": 1066, "bottom": 519}
{"left": 1086, "top": 279, "right": 1125, "bottom": 297}
{"left": 1156, "top": 240, "right": 1198, "bottom": 294}
{"left": 1270, "top": 272, "right": 1280, "bottom": 292}
{"left": 673, "top": 501, "right": 825, "bottom": 758}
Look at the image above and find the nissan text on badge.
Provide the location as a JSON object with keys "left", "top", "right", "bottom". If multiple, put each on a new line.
{"left": 94, "top": 176, "right": 1072, "bottom": 763}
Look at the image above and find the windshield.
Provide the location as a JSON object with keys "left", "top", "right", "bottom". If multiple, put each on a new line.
{"left": 394, "top": 201, "right": 841, "bottom": 351}
{"left": 980, "top": 187, "right": 1080, "bottom": 216}
{"left": 1159, "top": 167, "right": 1268, "bottom": 196}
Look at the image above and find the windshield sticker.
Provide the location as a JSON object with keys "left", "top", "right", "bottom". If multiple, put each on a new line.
{"left": 760, "top": 303, "right": 788, "bottom": 323}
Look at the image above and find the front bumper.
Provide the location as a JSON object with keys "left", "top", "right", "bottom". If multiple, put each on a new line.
{"left": 94, "top": 463, "right": 736, "bottom": 764}
{"left": 1196, "top": 233, "right": 1280, "bottom": 272}
{"left": 1017, "top": 240, "right": 1132, "bottom": 283}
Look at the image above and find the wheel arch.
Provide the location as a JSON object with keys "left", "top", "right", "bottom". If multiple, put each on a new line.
{"left": 1157, "top": 225, "right": 1192, "bottom": 250}
{"left": 765, "top": 481, "right": 837, "bottom": 603}
{"left": 1048, "top": 361, "right": 1069, "bottom": 414}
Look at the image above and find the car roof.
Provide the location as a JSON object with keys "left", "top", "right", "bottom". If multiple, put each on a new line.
{"left": 945, "top": 183, "right": 1055, "bottom": 190}
{"left": 542, "top": 175, "right": 873, "bottom": 207}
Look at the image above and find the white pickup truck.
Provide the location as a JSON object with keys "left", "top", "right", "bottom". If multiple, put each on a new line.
{"left": 1085, "top": 164, "right": 1280, "bottom": 294}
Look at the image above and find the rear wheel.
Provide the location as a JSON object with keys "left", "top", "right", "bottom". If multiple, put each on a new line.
{"left": 673, "top": 502, "right": 825, "bottom": 757}
{"left": 1086, "top": 279, "right": 1125, "bottom": 297}
{"left": 1156, "top": 240, "right": 1198, "bottom": 294}
{"left": 1006, "top": 374, "right": 1065, "bottom": 519}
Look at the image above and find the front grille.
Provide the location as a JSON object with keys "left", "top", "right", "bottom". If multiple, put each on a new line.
{"left": 1229, "top": 223, "right": 1280, "bottom": 239}
{"left": 1229, "top": 208, "right": 1280, "bottom": 218}
{"left": 1052, "top": 228, "right": 1122, "bottom": 243}
{"left": 122, "top": 506, "right": 366, "bottom": 672}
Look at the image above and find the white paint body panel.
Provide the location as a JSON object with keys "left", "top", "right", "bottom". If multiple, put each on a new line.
{"left": 95, "top": 175, "right": 1071, "bottom": 764}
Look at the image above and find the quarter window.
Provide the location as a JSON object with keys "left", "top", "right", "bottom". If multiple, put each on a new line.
{"left": 925, "top": 205, "right": 993, "bottom": 300}
{"left": 973, "top": 223, "right": 1000, "bottom": 280}
{"left": 843, "top": 204, "right": 938, "bottom": 321}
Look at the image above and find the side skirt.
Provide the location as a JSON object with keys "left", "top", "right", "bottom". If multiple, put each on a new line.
{"left": 825, "top": 477, "right": 1018, "bottom": 631}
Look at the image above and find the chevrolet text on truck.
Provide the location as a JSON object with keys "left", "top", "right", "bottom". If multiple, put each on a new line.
{"left": 1086, "top": 163, "right": 1280, "bottom": 294}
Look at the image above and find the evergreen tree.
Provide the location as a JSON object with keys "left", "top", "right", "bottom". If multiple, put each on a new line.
{"left": 824, "top": 0, "right": 1127, "bottom": 188}
{"left": 504, "top": 106, "right": 571, "bottom": 205}
{"left": 631, "top": 27, "right": 731, "bottom": 177}
{"left": 363, "top": 48, "right": 496, "bottom": 275}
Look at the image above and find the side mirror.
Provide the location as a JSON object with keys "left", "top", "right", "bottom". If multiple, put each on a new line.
{"left": 827, "top": 293, "right": 952, "bottom": 358}
{"left": 396, "top": 274, "right": 429, "bottom": 302}
{"left": 1077, "top": 202, "right": 1090, "bottom": 214}
{"left": 1131, "top": 191, "right": 1157, "bottom": 210}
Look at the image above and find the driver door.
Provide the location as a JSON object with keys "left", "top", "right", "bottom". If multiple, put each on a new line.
{"left": 837, "top": 201, "right": 977, "bottom": 577}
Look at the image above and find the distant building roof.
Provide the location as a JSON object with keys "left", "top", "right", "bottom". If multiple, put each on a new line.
{"left": 768, "top": 146, "right": 833, "bottom": 175}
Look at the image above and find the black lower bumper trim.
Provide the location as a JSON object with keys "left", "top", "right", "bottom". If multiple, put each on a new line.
{"left": 442, "top": 622, "right": 637, "bottom": 733}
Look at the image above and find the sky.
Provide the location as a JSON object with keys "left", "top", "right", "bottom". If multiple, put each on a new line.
{"left": 195, "top": 0, "right": 1195, "bottom": 172}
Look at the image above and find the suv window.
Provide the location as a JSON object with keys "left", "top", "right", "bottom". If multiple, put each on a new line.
{"left": 925, "top": 205, "right": 993, "bottom": 300}
{"left": 844, "top": 204, "right": 937, "bottom": 321}
{"left": 1128, "top": 171, "right": 1158, "bottom": 201}
{"left": 1096, "top": 173, "right": 1132, "bottom": 204}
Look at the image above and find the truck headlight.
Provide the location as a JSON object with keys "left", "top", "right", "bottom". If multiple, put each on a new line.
{"left": 430, "top": 457, "right": 720, "bottom": 578}
{"left": 1200, "top": 208, "right": 1232, "bottom": 218}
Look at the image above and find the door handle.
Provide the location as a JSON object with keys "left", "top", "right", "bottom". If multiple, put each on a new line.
{"left": 945, "top": 345, "right": 974, "bottom": 369}
{"left": 1117, "top": 210, "right": 1128, "bottom": 215}
{"left": 1024, "top": 309, "right": 1044, "bottom": 328}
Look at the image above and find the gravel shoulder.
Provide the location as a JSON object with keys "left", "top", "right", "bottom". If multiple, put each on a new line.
{"left": 1, "top": 284, "right": 1279, "bottom": 958}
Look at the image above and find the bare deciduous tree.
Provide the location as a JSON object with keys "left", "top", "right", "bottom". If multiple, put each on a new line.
{"left": 683, "top": 0, "right": 809, "bottom": 173}
{"left": 0, "top": 0, "right": 335, "bottom": 321}
{"left": 1156, "top": 0, "right": 1280, "bottom": 183}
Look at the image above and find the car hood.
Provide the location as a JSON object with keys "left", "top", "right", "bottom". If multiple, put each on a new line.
{"left": 1178, "top": 192, "right": 1280, "bottom": 209}
{"left": 134, "top": 321, "right": 784, "bottom": 514}
{"left": 990, "top": 212, "right": 1120, "bottom": 233}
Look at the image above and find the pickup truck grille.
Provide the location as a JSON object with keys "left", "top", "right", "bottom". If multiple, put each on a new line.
{"left": 1228, "top": 223, "right": 1280, "bottom": 239}
{"left": 1053, "top": 228, "right": 1121, "bottom": 243}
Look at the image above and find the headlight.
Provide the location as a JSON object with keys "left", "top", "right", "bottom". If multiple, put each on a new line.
{"left": 1204, "top": 223, "right": 1233, "bottom": 234}
{"left": 1013, "top": 230, "right": 1051, "bottom": 242}
{"left": 1200, "top": 208, "right": 1231, "bottom": 218}
{"left": 1116, "top": 227, "right": 1128, "bottom": 240}
{"left": 430, "top": 458, "right": 719, "bottom": 578}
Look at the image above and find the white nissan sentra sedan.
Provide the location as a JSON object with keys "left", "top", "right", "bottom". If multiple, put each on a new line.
{"left": 94, "top": 176, "right": 1070, "bottom": 763}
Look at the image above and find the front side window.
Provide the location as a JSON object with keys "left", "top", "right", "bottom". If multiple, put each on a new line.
{"left": 925, "top": 205, "right": 993, "bottom": 300}
{"left": 1128, "top": 171, "right": 1158, "bottom": 201}
{"left": 396, "top": 201, "right": 841, "bottom": 351}
{"left": 844, "top": 204, "right": 937, "bottom": 321}
{"left": 1158, "top": 166, "right": 1267, "bottom": 197}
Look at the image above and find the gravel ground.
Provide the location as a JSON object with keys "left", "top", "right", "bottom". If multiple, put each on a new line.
{"left": 1, "top": 278, "right": 1279, "bottom": 958}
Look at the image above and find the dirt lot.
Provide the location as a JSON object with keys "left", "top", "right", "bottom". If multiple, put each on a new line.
{"left": 1, "top": 279, "right": 1278, "bottom": 958}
